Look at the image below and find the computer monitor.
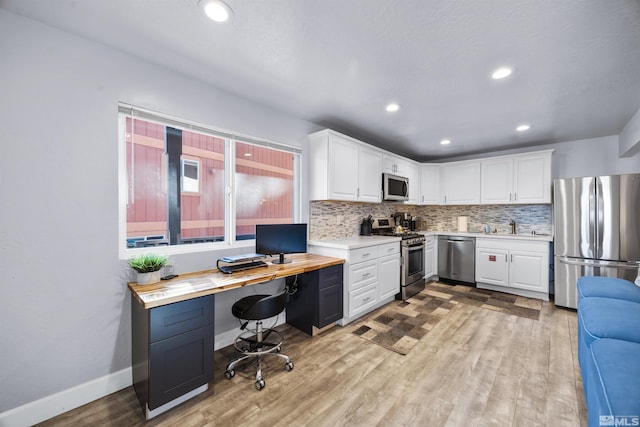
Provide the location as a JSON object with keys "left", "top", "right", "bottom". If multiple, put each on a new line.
{"left": 255, "top": 223, "right": 307, "bottom": 264}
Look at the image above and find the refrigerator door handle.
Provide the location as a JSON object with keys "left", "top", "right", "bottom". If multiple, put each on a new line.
{"left": 588, "top": 178, "right": 597, "bottom": 258}
{"left": 557, "top": 257, "right": 640, "bottom": 270}
{"left": 595, "top": 176, "right": 605, "bottom": 259}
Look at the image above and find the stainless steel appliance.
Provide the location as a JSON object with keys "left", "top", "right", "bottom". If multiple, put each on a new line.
{"left": 382, "top": 173, "right": 409, "bottom": 201}
{"left": 371, "top": 218, "right": 426, "bottom": 300}
{"left": 438, "top": 235, "right": 476, "bottom": 284}
{"left": 554, "top": 174, "right": 640, "bottom": 309}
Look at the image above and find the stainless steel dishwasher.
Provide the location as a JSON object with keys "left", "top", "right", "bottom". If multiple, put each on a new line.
{"left": 437, "top": 235, "right": 476, "bottom": 284}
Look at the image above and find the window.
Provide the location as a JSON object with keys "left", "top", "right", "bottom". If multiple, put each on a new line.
{"left": 181, "top": 159, "right": 200, "bottom": 193}
{"left": 118, "top": 105, "right": 301, "bottom": 255}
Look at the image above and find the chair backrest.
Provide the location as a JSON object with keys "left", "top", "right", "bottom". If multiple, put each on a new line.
{"left": 244, "top": 290, "right": 288, "bottom": 320}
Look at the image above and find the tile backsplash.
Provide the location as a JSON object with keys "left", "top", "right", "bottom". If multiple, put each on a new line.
{"left": 309, "top": 201, "right": 552, "bottom": 240}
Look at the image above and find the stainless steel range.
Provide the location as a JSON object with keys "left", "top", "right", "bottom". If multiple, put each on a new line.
{"left": 371, "top": 218, "right": 426, "bottom": 300}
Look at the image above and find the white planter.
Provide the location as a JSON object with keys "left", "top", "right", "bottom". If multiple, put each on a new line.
{"left": 136, "top": 271, "right": 162, "bottom": 285}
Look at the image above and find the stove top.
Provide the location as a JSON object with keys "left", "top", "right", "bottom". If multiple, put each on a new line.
{"left": 375, "top": 231, "right": 424, "bottom": 240}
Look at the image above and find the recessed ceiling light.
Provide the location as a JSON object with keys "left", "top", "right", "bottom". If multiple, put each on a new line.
{"left": 199, "top": 0, "right": 233, "bottom": 22}
{"left": 516, "top": 124, "right": 530, "bottom": 132}
{"left": 440, "top": 139, "right": 451, "bottom": 145}
{"left": 385, "top": 103, "right": 400, "bottom": 112}
{"left": 491, "top": 67, "right": 513, "bottom": 80}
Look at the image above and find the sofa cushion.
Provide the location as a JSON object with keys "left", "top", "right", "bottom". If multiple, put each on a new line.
{"left": 577, "top": 276, "right": 640, "bottom": 303}
{"left": 577, "top": 298, "right": 640, "bottom": 374}
{"left": 586, "top": 339, "right": 640, "bottom": 427}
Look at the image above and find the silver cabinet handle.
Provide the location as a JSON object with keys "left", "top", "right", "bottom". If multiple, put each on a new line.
{"left": 362, "top": 272, "right": 371, "bottom": 278}
{"left": 363, "top": 296, "right": 372, "bottom": 303}
{"left": 362, "top": 253, "right": 371, "bottom": 257}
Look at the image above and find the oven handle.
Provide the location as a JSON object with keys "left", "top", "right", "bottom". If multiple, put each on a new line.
{"left": 406, "top": 243, "right": 425, "bottom": 249}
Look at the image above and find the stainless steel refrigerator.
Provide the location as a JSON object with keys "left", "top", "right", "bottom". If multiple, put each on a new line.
{"left": 554, "top": 174, "right": 640, "bottom": 308}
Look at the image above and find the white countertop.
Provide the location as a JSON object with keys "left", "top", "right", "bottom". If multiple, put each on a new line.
{"left": 308, "top": 235, "right": 402, "bottom": 250}
{"left": 418, "top": 231, "right": 553, "bottom": 242}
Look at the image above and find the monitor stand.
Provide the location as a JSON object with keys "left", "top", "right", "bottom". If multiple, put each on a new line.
{"left": 272, "top": 253, "right": 292, "bottom": 264}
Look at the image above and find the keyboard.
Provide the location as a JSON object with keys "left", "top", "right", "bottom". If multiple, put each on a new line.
{"left": 217, "top": 260, "right": 269, "bottom": 274}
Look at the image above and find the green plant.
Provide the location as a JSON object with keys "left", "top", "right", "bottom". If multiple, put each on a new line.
{"left": 128, "top": 254, "right": 168, "bottom": 273}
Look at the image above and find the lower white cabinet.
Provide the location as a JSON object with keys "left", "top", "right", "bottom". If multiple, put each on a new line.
{"left": 309, "top": 240, "right": 400, "bottom": 325}
{"left": 475, "top": 238, "right": 550, "bottom": 300}
{"left": 424, "top": 235, "right": 437, "bottom": 280}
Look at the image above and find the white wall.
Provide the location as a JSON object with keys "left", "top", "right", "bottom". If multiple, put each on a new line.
{"left": 0, "top": 9, "right": 319, "bottom": 415}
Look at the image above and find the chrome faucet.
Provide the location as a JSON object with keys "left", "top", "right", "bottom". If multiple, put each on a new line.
{"left": 509, "top": 219, "right": 516, "bottom": 234}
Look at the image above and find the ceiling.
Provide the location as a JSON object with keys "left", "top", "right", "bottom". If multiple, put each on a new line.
{"left": 3, "top": 0, "right": 640, "bottom": 161}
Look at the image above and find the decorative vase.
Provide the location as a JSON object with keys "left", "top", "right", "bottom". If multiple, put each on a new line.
{"left": 137, "top": 270, "right": 162, "bottom": 285}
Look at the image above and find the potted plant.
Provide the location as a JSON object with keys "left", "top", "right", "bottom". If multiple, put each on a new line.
{"left": 128, "top": 254, "right": 168, "bottom": 285}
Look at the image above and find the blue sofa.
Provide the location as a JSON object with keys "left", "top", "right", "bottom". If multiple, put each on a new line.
{"left": 576, "top": 276, "right": 640, "bottom": 427}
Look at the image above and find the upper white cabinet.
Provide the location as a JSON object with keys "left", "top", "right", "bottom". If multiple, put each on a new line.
{"left": 481, "top": 151, "right": 552, "bottom": 204}
{"left": 420, "top": 164, "right": 441, "bottom": 205}
{"left": 383, "top": 154, "right": 409, "bottom": 175}
{"left": 403, "top": 160, "right": 421, "bottom": 205}
{"left": 309, "top": 130, "right": 382, "bottom": 202}
{"left": 441, "top": 161, "right": 481, "bottom": 204}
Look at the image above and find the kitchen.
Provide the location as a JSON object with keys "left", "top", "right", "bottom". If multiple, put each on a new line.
{"left": 306, "top": 128, "right": 558, "bottom": 324}
{"left": 2, "top": 2, "right": 640, "bottom": 426}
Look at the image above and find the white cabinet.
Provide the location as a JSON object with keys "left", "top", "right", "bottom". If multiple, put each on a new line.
{"left": 441, "top": 161, "right": 481, "bottom": 204}
{"left": 309, "top": 130, "right": 382, "bottom": 202}
{"left": 309, "top": 240, "right": 400, "bottom": 325}
{"left": 475, "top": 238, "right": 549, "bottom": 300}
{"left": 379, "top": 252, "right": 401, "bottom": 300}
{"left": 481, "top": 151, "right": 552, "bottom": 204}
{"left": 403, "top": 160, "right": 421, "bottom": 205}
{"left": 424, "top": 235, "right": 437, "bottom": 279}
{"left": 383, "top": 154, "right": 408, "bottom": 175}
{"left": 420, "top": 164, "right": 441, "bottom": 205}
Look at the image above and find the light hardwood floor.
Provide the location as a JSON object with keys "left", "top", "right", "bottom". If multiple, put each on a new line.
{"left": 38, "top": 290, "right": 588, "bottom": 426}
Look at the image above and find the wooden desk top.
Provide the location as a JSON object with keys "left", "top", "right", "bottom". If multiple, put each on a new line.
{"left": 128, "top": 253, "right": 345, "bottom": 309}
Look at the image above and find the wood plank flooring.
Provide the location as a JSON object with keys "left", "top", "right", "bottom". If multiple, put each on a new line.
{"left": 38, "top": 291, "right": 587, "bottom": 427}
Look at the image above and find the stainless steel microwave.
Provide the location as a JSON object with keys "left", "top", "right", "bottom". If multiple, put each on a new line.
{"left": 382, "top": 173, "right": 409, "bottom": 201}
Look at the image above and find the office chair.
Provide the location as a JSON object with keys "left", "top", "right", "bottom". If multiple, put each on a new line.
{"left": 224, "top": 289, "right": 294, "bottom": 390}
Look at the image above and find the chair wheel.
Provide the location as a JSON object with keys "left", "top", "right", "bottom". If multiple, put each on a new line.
{"left": 224, "top": 369, "right": 235, "bottom": 380}
{"left": 285, "top": 361, "right": 294, "bottom": 371}
{"left": 255, "top": 379, "right": 265, "bottom": 390}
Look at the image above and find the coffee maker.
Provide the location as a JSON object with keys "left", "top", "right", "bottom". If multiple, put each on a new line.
{"left": 394, "top": 212, "right": 414, "bottom": 231}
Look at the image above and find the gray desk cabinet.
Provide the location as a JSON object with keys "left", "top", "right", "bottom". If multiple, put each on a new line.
{"left": 286, "top": 264, "right": 343, "bottom": 334}
{"left": 131, "top": 294, "right": 214, "bottom": 415}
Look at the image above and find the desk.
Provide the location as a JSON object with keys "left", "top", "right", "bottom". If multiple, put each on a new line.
{"left": 128, "top": 253, "right": 344, "bottom": 419}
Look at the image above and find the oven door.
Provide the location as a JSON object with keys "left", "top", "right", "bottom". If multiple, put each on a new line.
{"left": 402, "top": 242, "right": 425, "bottom": 285}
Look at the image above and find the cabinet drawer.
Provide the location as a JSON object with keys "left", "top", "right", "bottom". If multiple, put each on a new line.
{"left": 318, "top": 264, "right": 343, "bottom": 290}
{"left": 150, "top": 295, "right": 214, "bottom": 343}
{"left": 350, "top": 246, "right": 379, "bottom": 264}
{"left": 349, "top": 259, "right": 378, "bottom": 290}
{"left": 378, "top": 242, "right": 400, "bottom": 257}
{"left": 349, "top": 284, "right": 378, "bottom": 317}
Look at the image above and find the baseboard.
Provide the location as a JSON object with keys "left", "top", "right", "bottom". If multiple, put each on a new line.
{"left": 0, "top": 367, "right": 132, "bottom": 427}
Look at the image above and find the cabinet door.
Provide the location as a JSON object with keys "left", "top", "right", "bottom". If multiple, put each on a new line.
{"left": 403, "top": 161, "right": 421, "bottom": 205}
{"left": 475, "top": 247, "right": 509, "bottom": 286}
{"left": 149, "top": 324, "right": 214, "bottom": 409}
{"left": 513, "top": 154, "right": 551, "bottom": 203}
{"left": 442, "top": 162, "right": 481, "bottom": 204}
{"left": 382, "top": 154, "right": 401, "bottom": 174}
{"left": 358, "top": 147, "right": 382, "bottom": 202}
{"left": 378, "top": 254, "right": 400, "bottom": 300}
{"left": 424, "top": 244, "right": 434, "bottom": 279}
{"left": 420, "top": 165, "right": 441, "bottom": 204}
{"left": 509, "top": 250, "right": 548, "bottom": 292}
{"left": 328, "top": 136, "right": 358, "bottom": 201}
{"left": 317, "top": 283, "right": 343, "bottom": 328}
{"left": 481, "top": 158, "right": 513, "bottom": 204}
